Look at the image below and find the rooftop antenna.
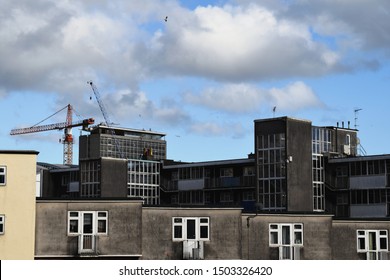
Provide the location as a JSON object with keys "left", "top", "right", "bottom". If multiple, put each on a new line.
{"left": 354, "top": 108, "right": 362, "bottom": 130}
{"left": 273, "top": 106, "right": 276, "bottom": 118}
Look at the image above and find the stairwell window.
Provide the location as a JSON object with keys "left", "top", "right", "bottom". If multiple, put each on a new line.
{"left": 0, "top": 166, "right": 6, "bottom": 186}
{"left": 172, "top": 217, "right": 209, "bottom": 241}
{"left": 0, "top": 215, "right": 4, "bottom": 234}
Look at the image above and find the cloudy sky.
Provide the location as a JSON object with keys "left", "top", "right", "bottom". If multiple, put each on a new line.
{"left": 2, "top": 0, "right": 390, "bottom": 163}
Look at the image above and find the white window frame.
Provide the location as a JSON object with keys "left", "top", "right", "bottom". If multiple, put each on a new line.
{"left": 0, "top": 215, "right": 5, "bottom": 235}
{"left": 357, "top": 229, "right": 388, "bottom": 260}
{"left": 67, "top": 211, "right": 108, "bottom": 236}
{"left": 269, "top": 223, "right": 303, "bottom": 247}
{"left": 0, "top": 166, "right": 6, "bottom": 186}
{"left": 269, "top": 223, "right": 303, "bottom": 260}
{"left": 172, "top": 217, "right": 210, "bottom": 241}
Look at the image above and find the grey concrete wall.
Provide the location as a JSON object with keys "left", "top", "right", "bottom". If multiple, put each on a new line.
{"left": 242, "top": 214, "right": 333, "bottom": 260}
{"left": 35, "top": 200, "right": 142, "bottom": 258}
{"left": 101, "top": 158, "right": 128, "bottom": 198}
{"left": 79, "top": 134, "right": 101, "bottom": 160}
{"left": 142, "top": 207, "right": 242, "bottom": 260}
{"left": 331, "top": 220, "right": 390, "bottom": 260}
{"left": 286, "top": 119, "right": 313, "bottom": 212}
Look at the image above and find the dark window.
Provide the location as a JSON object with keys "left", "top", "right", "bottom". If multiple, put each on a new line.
{"left": 186, "top": 219, "right": 196, "bottom": 239}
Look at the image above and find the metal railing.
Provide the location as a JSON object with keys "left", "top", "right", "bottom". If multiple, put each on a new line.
{"left": 78, "top": 234, "right": 98, "bottom": 255}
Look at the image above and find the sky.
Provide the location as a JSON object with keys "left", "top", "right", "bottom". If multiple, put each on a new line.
{"left": 1, "top": 0, "right": 390, "bottom": 164}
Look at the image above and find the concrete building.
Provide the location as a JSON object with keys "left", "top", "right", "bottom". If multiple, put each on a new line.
{"left": 29, "top": 115, "right": 390, "bottom": 260}
{"left": 142, "top": 207, "right": 243, "bottom": 260}
{"left": 0, "top": 150, "right": 39, "bottom": 260}
{"left": 326, "top": 154, "right": 390, "bottom": 218}
{"left": 36, "top": 162, "right": 79, "bottom": 198}
{"left": 254, "top": 117, "right": 358, "bottom": 213}
{"left": 331, "top": 219, "right": 390, "bottom": 260}
{"left": 160, "top": 157, "right": 256, "bottom": 211}
{"left": 35, "top": 198, "right": 143, "bottom": 259}
{"left": 78, "top": 125, "right": 166, "bottom": 203}
{"left": 243, "top": 213, "right": 333, "bottom": 260}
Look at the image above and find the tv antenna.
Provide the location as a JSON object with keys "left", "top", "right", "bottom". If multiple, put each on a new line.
{"left": 354, "top": 108, "right": 362, "bottom": 130}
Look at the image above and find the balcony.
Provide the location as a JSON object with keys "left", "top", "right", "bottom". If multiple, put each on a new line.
{"left": 78, "top": 234, "right": 98, "bottom": 256}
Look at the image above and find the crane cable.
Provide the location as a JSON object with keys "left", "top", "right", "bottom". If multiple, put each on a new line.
{"left": 30, "top": 104, "right": 69, "bottom": 128}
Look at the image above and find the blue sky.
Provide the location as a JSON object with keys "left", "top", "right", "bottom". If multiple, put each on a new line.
{"left": 1, "top": 0, "right": 390, "bottom": 164}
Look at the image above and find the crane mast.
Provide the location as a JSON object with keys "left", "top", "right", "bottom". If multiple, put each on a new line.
{"left": 10, "top": 104, "right": 94, "bottom": 165}
{"left": 87, "top": 81, "right": 124, "bottom": 158}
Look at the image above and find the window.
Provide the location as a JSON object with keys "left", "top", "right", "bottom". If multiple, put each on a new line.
{"left": 67, "top": 211, "right": 108, "bottom": 235}
{"left": 97, "top": 212, "right": 108, "bottom": 234}
{"left": 269, "top": 223, "right": 303, "bottom": 260}
{"left": 172, "top": 217, "right": 209, "bottom": 241}
{"left": 244, "top": 166, "right": 255, "bottom": 176}
{"left": 0, "top": 215, "right": 4, "bottom": 234}
{"left": 68, "top": 212, "right": 80, "bottom": 234}
{"left": 0, "top": 166, "right": 6, "bottom": 186}
{"left": 220, "top": 168, "right": 233, "bottom": 177}
{"left": 357, "top": 230, "right": 388, "bottom": 260}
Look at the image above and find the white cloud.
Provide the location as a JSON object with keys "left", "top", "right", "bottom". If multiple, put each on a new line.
{"left": 184, "top": 83, "right": 264, "bottom": 113}
{"left": 189, "top": 121, "right": 247, "bottom": 138}
{"left": 152, "top": 4, "right": 340, "bottom": 80}
{"left": 185, "top": 81, "right": 323, "bottom": 113}
{"left": 268, "top": 81, "right": 324, "bottom": 111}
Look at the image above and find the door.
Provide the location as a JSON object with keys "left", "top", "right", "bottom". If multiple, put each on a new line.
{"left": 80, "top": 212, "right": 95, "bottom": 253}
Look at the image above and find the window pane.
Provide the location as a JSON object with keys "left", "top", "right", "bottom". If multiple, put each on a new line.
{"left": 282, "top": 226, "right": 291, "bottom": 245}
{"left": 69, "top": 220, "right": 78, "bottom": 233}
{"left": 69, "top": 212, "right": 79, "bottom": 217}
{"left": 0, "top": 224, "right": 3, "bottom": 234}
{"left": 200, "top": 218, "right": 208, "bottom": 224}
{"left": 200, "top": 225, "right": 208, "bottom": 239}
{"left": 83, "top": 213, "right": 93, "bottom": 234}
{"left": 357, "top": 230, "right": 365, "bottom": 236}
{"left": 270, "top": 232, "right": 278, "bottom": 245}
{"left": 174, "top": 218, "right": 182, "bottom": 223}
{"left": 368, "top": 232, "right": 377, "bottom": 250}
{"left": 98, "top": 220, "right": 107, "bottom": 233}
{"left": 281, "top": 246, "right": 291, "bottom": 260}
{"left": 358, "top": 237, "right": 365, "bottom": 250}
{"left": 380, "top": 237, "right": 387, "bottom": 250}
{"left": 186, "top": 219, "right": 196, "bottom": 239}
{"left": 98, "top": 212, "right": 107, "bottom": 217}
{"left": 294, "top": 232, "right": 302, "bottom": 245}
{"left": 174, "top": 225, "right": 182, "bottom": 239}
{"left": 270, "top": 224, "right": 278, "bottom": 230}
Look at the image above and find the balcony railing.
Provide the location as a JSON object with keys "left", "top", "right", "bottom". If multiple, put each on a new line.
{"left": 78, "top": 234, "right": 98, "bottom": 256}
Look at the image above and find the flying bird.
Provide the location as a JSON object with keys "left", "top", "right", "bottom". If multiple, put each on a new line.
{"left": 164, "top": 16, "right": 168, "bottom": 22}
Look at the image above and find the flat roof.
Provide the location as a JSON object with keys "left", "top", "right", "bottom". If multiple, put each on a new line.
{"left": 37, "top": 162, "right": 79, "bottom": 171}
{"left": 254, "top": 116, "right": 311, "bottom": 124}
{"left": 163, "top": 158, "right": 255, "bottom": 169}
{"left": 329, "top": 154, "right": 390, "bottom": 163}
{"left": 90, "top": 124, "right": 166, "bottom": 137}
{"left": 36, "top": 197, "right": 143, "bottom": 202}
{"left": 0, "top": 150, "right": 39, "bottom": 155}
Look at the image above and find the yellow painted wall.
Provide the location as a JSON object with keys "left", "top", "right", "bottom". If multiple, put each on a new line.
{"left": 0, "top": 151, "right": 38, "bottom": 260}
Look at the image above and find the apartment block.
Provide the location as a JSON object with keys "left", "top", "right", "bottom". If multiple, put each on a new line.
{"left": 0, "top": 150, "right": 39, "bottom": 260}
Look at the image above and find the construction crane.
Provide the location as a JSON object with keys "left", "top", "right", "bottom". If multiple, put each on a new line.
{"left": 10, "top": 104, "right": 94, "bottom": 165}
{"left": 87, "top": 81, "right": 124, "bottom": 158}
